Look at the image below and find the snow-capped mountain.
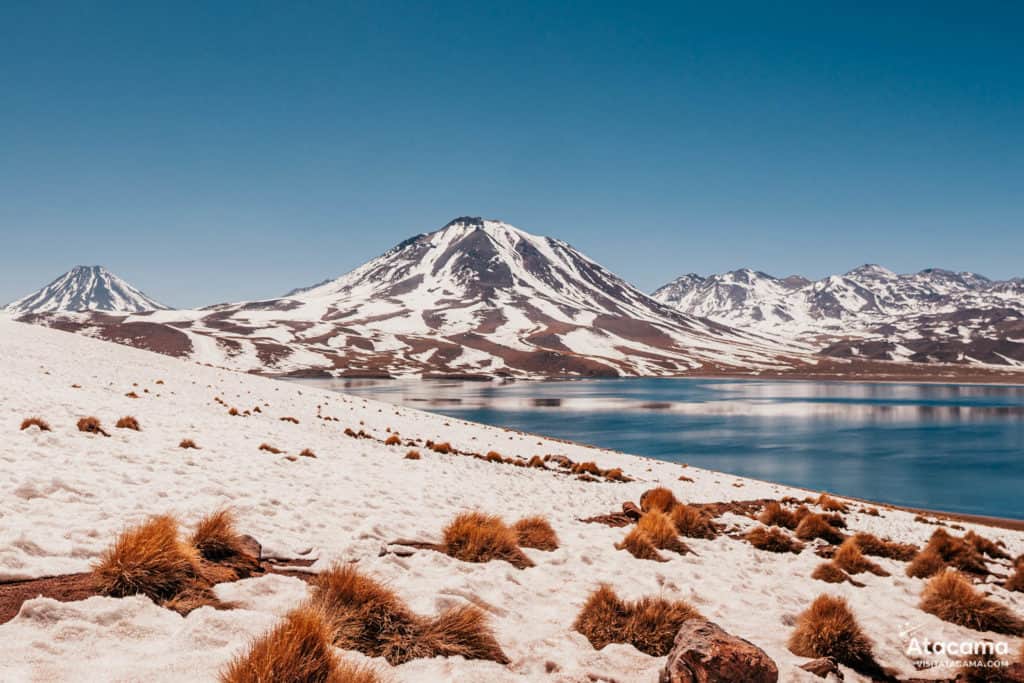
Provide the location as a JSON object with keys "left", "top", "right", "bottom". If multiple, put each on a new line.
{"left": 5, "top": 266, "right": 168, "bottom": 315}
{"left": 654, "top": 265, "right": 1024, "bottom": 366}
{"left": 16, "top": 218, "right": 809, "bottom": 378}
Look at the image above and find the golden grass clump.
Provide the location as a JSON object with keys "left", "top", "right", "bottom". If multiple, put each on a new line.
{"left": 92, "top": 515, "right": 202, "bottom": 603}
{"left": 850, "top": 532, "right": 918, "bottom": 561}
{"left": 795, "top": 513, "right": 845, "bottom": 545}
{"left": 526, "top": 455, "right": 546, "bottom": 469}
{"left": 964, "top": 530, "right": 1011, "bottom": 560}
{"left": 179, "top": 438, "right": 199, "bottom": 449}
{"left": 299, "top": 448, "right": 316, "bottom": 458}
{"left": 279, "top": 416, "right": 299, "bottom": 424}
{"left": 190, "top": 509, "right": 255, "bottom": 565}
{"left": 907, "top": 528, "right": 988, "bottom": 578}
{"left": 746, "top": 526, "right": 804, "bottom": 554}
{"left": 20, "top": 417, "right": 51, "bottom": 431}
{"left": 310, "top": 564, "right": 508, "bottom": 665}
{"left": 441, "top": 512, "right": 533, "bottom": 569}
{"left": 670, "top": 504, "right": 717, "bottom": 539}
{"left": 573, "top": 584, "right": 701, "bottom": 657}
{"left": 220, "top": 604, "right": 381, "bottom": 683}
{"left": 758, "top": 501, "right": 797, "bottom": 529}
{"left": 77, "top": 416, "right": 110, "bottom": 436}
{"left": 571, "top": 461, "right": 601, "bottom": 476}
{"left": 259, "top": 443, "right": 283, "bottom": 455}
{"left": 811, "top": 562, "right": 852, "bottom": 584}
{"left": 115, "top": 416, "right": 140, "bottom": 431}
{"left": 616, "top": 527, "right": 667, "bottom": 562}
{"left": 634, "top": 510, "right": 691, "bottom": 555}
{"left": 639, "top": 487, "right": 679, "bottom": 513}
{"left": 817, "top": 493, "right": 848, "bottom": 513}
{"left": 1006, "top": 566, "right": 1024, "bottom": 593}
{"left": 920, "top": 571, "right": 1024, "bottom": 635}
{"left": 228, "top": 407, "right": 239, "bottom": 416}
{"left": 430, "top": 442, "right": 453, "bottom": 454}
{"left": 833, "top": 538, "right": 890, "bottom": 576}
{"left": 384, "top": 434, "right": 402, "bottom": 446}
{"left": 404, "top": 450, "right": 421, "bottom": 460}
{"left": 513, "top": 517, "right": 559, "bottom": 551}
{"left": 788, "top": 595, "right": 882, "bottom": 676}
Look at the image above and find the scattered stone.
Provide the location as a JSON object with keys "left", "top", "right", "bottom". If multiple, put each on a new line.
{"left": 660, "top": 618, "right": 778, "bottom": 683}
{"left": 798, "top": 657, "right": 843, "bottom": 680}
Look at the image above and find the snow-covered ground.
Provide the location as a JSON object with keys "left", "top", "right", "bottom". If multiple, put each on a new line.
{"left": 1, "top": 317, "right": 1021, "bottom": 682}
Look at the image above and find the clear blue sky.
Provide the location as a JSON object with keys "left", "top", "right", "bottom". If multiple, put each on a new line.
{"left": 1, "top": 1, "right": 1021, "bottom": 307}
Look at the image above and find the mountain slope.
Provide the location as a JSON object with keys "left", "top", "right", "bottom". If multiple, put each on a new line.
{"left": 14, "top": 218, "right": 809, "bottom": 378}
{"left": 654, "top": 265, "right": 1024, "bottom": 366}
{"left": 5, "top": 266, "right": 168, "bottom": 315}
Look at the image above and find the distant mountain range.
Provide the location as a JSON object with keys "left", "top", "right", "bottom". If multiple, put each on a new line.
{"left": 6, "top": 218, "right": 1023, "bottom": 379}
{"left": 3, "top": 218, "right": 806, "bottom": 378}
{"left": 653, "top": 265, "right": 1024, "bottom": 366}
{"left": 5, "top": 265, "right": 167, "bottom": 315}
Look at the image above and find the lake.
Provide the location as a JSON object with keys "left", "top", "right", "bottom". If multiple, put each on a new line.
{"left": 297, "top": 377, "right": 1024, "bottom": 520}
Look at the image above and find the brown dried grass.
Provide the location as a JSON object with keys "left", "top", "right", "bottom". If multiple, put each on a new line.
{"left": 833, "top": 538, "right": 890, "bottom": 576}
{"left": 441, "top": 512, "right": 533, "bottom": 569}
{"left": 670, "top": 504, "right": 718, "bottom": 539}
{"left": 746, "top": 526, "right": 803, "bottom": 554}
{"left": 758, "top": 501, "right": 797, "bottom": 529}
{"left": 310, "top": 564, "right": 507, "bottom": 665}
{"left": 616, "top": 527, "right": 667, "bottom": 562}
{"left": 795, "top": 513, "right": 845, "bottom": 545}
{"left": 279, "top": 416, "right": 299, "bottom": 424}
{"left": 259, "top": 443, "right": 283, "bottom": 455}
{"left": 850, "top": 532, "right": 918, "bottom": 561}
{"left": 817, "top": 493, "right": 848, "bottom": 513}
{"left": 573, "top": 584, "right": 701, "bottom": 657}
{"left": 220, "top": 604, "right": 382, "bottom": 683}
{"left": 907, "top": 529, "right": 988, "bottom": 578}
{"left": 299, "top": 448, "right": 316, "bottom": 458}
{"left": 92, "top": 515, "right": 204, "bottom": 603}
{"left": 179, "top": 438, "right": 199, "bottom": 449}
{"left": 513, "top": 517, "right": 559, "bottom": 551}
{"left": 384, "top": 435, "right": 402, "bottom": 446}
{"left": 404, "top": 450, "right": 421, "bottom": 460}
{"left": 635, "top": 511, "right": 691, "bottom": 555}
{"left": 1006, "top": 566, "right": 1024, "bottom": 593}
{"left": 77, "top": 416, "right": 109, "bottom": 436}
{"left": 811, "top": 562, "right": 852, "bottom": 584}
{"left": 639, "top": 487, "right": 678, "bottom": 513}
{"left": 965, "top": 531, "right": 1011, "bottom": 560}
{"left": 20, "top": 417, "right": 51, "bottom": 431}
{"left": 920, "top": 571, "right": 1024, "bottom": 635}
{"left": 788, "top": 595, "right": 882, "bottom": 676}
{"left": 115, "top": 416, "right": 140, "bottom": 431}
{"left": 430, "top": 442, "right": 453, "bottom": 454}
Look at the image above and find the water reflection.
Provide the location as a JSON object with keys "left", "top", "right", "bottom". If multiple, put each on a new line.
{"left": 298, "top": 377, "right": 1024, "bottom": 519}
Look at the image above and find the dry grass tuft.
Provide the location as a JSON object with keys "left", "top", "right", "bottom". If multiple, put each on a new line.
{"left": 571, "top": 461, "right": 601, "bottom": 475}
{"left": 788, "top": 595, "right": 882, "bottom": 676}
{"left": 20, "top": 417, "right": 51, "bottom": 431}
{"left": 115, "top": 416, "right": 140, "bottom": 431}
{"left": 833, "top": 538, "right": 890, "bottom": 576}
{"left": 746, "top": 526, "right": 803, "bottom": 554}
{"left": 259, "top": 443, "right": 283, "bottom": 454}
{"left": 191, "top": 510, "right": 251, "bottom": 562}
{"left": 125, "top": 391, "right": 140, "bottom": 399}
{"left": 602, "top": 467, "right": 629, "bottom": 482}
{"left": 384, "top": 434, "right": 401, "bottom": 446}
{"left": 299, "top": 448, "right": 316, "bottom": 458}
{"left": 920, "top": 571, "right": 1024, "bottom": 635}
{"left": 92, "top": 515, "right": 203, "bottom": 603}
{"left": 758, "top": 501, "right": 798, "bottom": 529}
{"left": 179, "top": 438, "right": 199, "bottom": 449}
{"left": 310, "top": 564, "right": 508, "bottom": 665}
{"left": 513, "top": 517, "right": 559, "bottom": 551}
{"left": 526, "top": 455, "right": 546, "bottom": 469}
{"left": 635, "top": 510, "right": 692, "bottom": 555}
{"left": 430, "top": 442, "right": 453, "bottom": 454}
{"left": 77, "top": 416, "right": 110, "bottom": 436}
{"left": 1006, "top": 566, "right": 1024, "bottom": 593}
{"left": 811, "top": 562, "right": 852, "bottom": 584}
{"left": 907, "top": 529, "right": 988, "bottom": 578}
{"left": 573, "top": 584, "right": 700, "bottom": 657}
{"left": 639, "top": 487, "right": 679, "bottom": 513}
{"left": 404, "top": 450, "right": 421, "bottom": 460}
{"left": 441, "top": 512, "right": 533, "bottom": 569}
{"left": 817, "top": 493, "right": 848, "bottom": 513}
{"left": 220, "top": 604, "right": 381, "bottom": 683}
{"left": 228, "top": 407, "right": 239, "bottom": 416}
{"left": 850, "top": 532, "right": 918, "bottom": 561}
{"left": 279, "top": 416, "right": 299, "bottom": 424}
{"left": 965, "top": 531, "right": 1010, "bottom": 560}
{"left": 795, "top": 513, "right": 845, "bottom": 545}
{"left": 616, "top": 527, "right": 667, "bottom": 562}
{"left": 670, "top": 504, "right": 717, "bottom": 539}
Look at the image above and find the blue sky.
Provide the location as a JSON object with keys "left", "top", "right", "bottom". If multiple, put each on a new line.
{"left": 1, "top": 1, "right": 1021, "bottom": 307}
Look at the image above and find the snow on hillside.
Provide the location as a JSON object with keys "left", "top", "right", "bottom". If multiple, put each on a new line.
{"left": 1, "top": 319, "right": 1022, "bottom": 681}
{"left": 5, "top": 265, "right": 168, "bottom": 315}
{"left": 654, "top": 266, "right": 1024, "bottom": 367}
{"left": 13, "top": 219, "right": 812, "bottom": 378}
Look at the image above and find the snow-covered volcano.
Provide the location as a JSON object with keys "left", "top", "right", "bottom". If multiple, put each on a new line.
{"left": 5, "top": 266, "right": 168, "bottom": 315}
{"left": 18, "top": 219, "right": 808, "bottom": 378}
{"left": 654, "top": 265, "right": 1024, "bottom": 366}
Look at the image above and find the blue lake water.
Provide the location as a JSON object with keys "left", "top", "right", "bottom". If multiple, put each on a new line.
{"left": 300, "top": 378, "right": 1024, "bottom": 520}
